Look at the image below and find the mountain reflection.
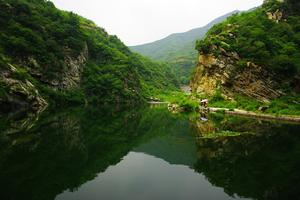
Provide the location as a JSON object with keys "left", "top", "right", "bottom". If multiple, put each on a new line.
{"left": 0, "top": 106, "right": 299, "bottom": 200}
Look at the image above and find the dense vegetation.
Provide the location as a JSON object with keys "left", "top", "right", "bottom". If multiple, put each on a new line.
{"left": 191, "top": 0, "right": 300, "bottom": 115}
{"left": 196, "top": 0, "right": 300, "bottom": 78}
{"left": 130, "top": 11, "right": 237, "bottom": 84}
{"left": 0, "top": 0, "right": 178, "bottom": 108}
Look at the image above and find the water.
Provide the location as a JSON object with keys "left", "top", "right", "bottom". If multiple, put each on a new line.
{"left": 0, "top": 105, "right": 299, "bottom": 200}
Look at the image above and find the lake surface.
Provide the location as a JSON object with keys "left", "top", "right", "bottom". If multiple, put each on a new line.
{"left": 0, "top": 105, "right": 300, "bottom": 200}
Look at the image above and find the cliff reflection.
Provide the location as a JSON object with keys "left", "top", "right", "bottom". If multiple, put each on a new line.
{"left": 192, "top": 113, "right": 300, "bottom": 200}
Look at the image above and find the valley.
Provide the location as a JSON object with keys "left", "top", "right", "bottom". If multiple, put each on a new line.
{"left": 0, "top": 0, "right": 300, "bottom": 199}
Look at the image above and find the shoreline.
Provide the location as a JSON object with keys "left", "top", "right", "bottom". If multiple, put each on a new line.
{"left": 148, "top": 101, "right": 169, "bottom": 104}
{"left": 208, "top": 107, "right": 300, "bottom": 123}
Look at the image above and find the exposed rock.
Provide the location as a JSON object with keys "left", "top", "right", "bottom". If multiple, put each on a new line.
{"left": 190, "top": 53, "right": 282, "bottom": 102}
{"left": 0, "top": 63, "right": 47, "bottom": 112}
{"left": 266, "top": 9, "right": 283, "bottom": 23}
{"left": 27, "top": 43, "right": 88, "bottom": 90}
{"left": 1, "top": 110, "right": 42, "bottom": 135}
{"left": 168, "top": 103, "right": 184, "bottom": 113}
{"left": 61, "top": 43, "right": 88, "bottom": 89}
{"left": 148, "top": 97, "right": 160, "bottom": 102}
{"left": 258, "top": 106, "right": 269, "bottom": 112}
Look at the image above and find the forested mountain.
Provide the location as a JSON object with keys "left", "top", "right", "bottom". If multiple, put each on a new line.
{"left": 0, "top": 0, "right": 178, "bottom": 112}
{"left": 191, "top": 0, "right": 300, "bottom": 111}
{"left": 130, "top": 11, "right": 238, "bottom": 84}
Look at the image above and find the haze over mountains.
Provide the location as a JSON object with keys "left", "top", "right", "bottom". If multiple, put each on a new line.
{"left": 130, "top": 11, "right": 239, "bottom": 84}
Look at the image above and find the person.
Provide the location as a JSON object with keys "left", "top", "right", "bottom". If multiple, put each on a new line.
{"left": 200, "top": 99, "right": 208, "bottom": 108}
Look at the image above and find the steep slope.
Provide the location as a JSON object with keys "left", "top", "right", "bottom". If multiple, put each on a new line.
{"left": 130, "top": 11, "right": 238, "bottom": 84}
{"left": 0, "top": 0, "right": 178, "bottom": 112}
{"left": 191, "top": 0, "right": 300, "bottom": 103}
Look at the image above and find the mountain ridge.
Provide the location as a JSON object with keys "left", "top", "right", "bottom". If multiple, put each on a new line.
{"left": 130, "top": 10, "right": 239, "bottom": 84}
{"left": 132, "top": 10, "right": 239, "bottom": 49}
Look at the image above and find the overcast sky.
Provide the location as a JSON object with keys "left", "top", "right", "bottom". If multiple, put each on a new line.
{"left": 50, "top": 0, "right": 263, "bottom": 46}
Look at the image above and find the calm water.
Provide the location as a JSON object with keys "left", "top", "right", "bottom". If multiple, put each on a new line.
{"left": 0, "top": 105, "right": 300, "bottom": 200}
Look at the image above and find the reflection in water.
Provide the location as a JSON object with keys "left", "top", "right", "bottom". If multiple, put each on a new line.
{"left": 192, "top": 113, "right": 300, "bottom": 200}
{"left": 0, "top": 106, "right": 299, "bottom": 200}
{"left": 56, "top": 152, "right": 241, "bottom": 200}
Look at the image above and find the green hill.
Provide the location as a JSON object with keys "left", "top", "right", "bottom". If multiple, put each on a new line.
{"left": 0, "top": 0, "right": 178, "bottom": 112}
{"left": 130, "top": 11, "right": 238, "bottom": 84}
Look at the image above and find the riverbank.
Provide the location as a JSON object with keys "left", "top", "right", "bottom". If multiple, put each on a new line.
{"left": 207, "top": 107, "right": 300, "bottom": 123}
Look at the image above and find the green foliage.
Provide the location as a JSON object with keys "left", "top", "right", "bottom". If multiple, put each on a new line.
{"left": 196, "top": 1, "right": 300, "bottom": 78}
{"left": 39, "top": 86, "right": 85, "bottom": 106}
{"left": 0, "top": 0, "right": 179, "bottom": 106}
{"left": 0, "top": 82, "right": 8, "bottom": 99}
{"left": 158, "top": 91, "right": 198, "bottom": 112}
{"left": 267, "top": 94, "right": 300, "bottom": 115}
{"left": 0, "top": 0, "right": 85, "bottom": 78}
{"left": 208, "top": 92, "right": 300, "bottom": 116}
{"left": 209, "top": 93, "right": 262, "bottom": 112}
{"left": 10, "top": 67, "right": 29, "bottom": 81}
{"left": 195, "top": 40, "right": 212, "bottom": 54}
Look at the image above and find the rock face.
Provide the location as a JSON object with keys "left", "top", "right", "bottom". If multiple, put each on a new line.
{"left": 0, "top": 63, "right": 47, "bottom": 112}
{"left": 0, "top": 43, "right": 88, "bottom": 112}
{"left": 61, "top": 44, "right": 88, "bottom": 89}
{"left": 190, "top": 52, "right": 282, "bottom": 102}
{"left": 266, "top": 9, "right": 283, "bottom": 23}
{"left": 27, "top": 44, "right": 88, "bottom": 90}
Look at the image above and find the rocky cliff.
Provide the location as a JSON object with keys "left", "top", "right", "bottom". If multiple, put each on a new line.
{"left": 190, "top": 51, "right": 282, "bottom": 102}
{"left": 0, "top": 61, "right": 47, "bottom": 112}
{"left": 191, "top": 0, "right": 300, "bottom": 102}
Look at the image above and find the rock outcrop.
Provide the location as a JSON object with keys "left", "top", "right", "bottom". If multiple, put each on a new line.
{"left": 0, "top": 43, "right": 88, "bottom": 112}
{"left": 61, "top": 44, "right": 88, "bottom": 89}
{"left": 27, "top": 44, "right": 88, "bottom": 90}
{"left": 0, "top": 63, "right": 47, "bottom": 112}
{"left": 190, "top": 52, "right": 282, "bottom": 102}
{"left": 266, "top": 9, "right": 283, "bottom": 23}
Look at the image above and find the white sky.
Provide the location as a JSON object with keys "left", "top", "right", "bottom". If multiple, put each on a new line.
{"left": 50, "top": 0, "right": 263, "bottom": 46}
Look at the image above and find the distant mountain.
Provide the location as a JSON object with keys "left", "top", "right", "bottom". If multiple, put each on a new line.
{"left": 130, "top": 11, "right": 239, "bottom": 84}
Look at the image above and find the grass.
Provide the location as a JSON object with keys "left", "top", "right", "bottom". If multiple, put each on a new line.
{"left": 267, "top": 95, "right": 300, "bottom": 116}
{"left": 156, "top": 91, "right": 199, "bottom": 112}
{"left": 157, "top": 89, "right": 300, "bottom": 116}
{"left": 201, "top": 131, "right": 242, "bottom": 138}
{"left": 209, "top": 92, "right": 300, "bottom": 116}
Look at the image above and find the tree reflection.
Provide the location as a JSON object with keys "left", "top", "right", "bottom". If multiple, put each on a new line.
{"left": 192, "top": 113, "right": 300, "bottom": 200}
